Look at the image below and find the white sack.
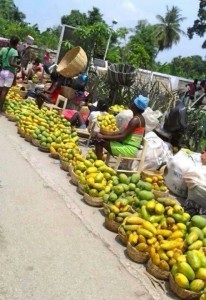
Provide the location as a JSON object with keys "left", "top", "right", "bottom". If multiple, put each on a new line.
{"left": 184, "top": 165, "right": 206, "bottom": 207}
{"left": 132, "top": 132, "right": 173, "bottom": 171}
{"left": 164, "top": 149, "right": 202, "bottom": 198}
{"left": 115, "top": 110, "right": 133, "bottom": 130}
{"left": 143, "top": 107, "right": 162, "bottom": 134}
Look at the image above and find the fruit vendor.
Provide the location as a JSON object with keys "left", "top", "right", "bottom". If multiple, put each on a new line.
{"left": 0, "top": 36, "right": 20, "bottom": 112}
{"left": 62, "top": 91, "right": 90, "bottom": 128}
{"left": 93, "top": 95, "right": 149, "bottom": 160}
{"left": 35, "top": 72, "right": 63, "bottom": 108}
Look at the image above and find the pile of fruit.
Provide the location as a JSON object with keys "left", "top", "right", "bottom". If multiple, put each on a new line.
{"left": 170, "top": 216, "right": 206, "bottom": 293}
{"left": 141, "top": 172, "right": 168, "bottom": 192}
{"left": 109, "top": 104, "right": 126, "bottom": 113}
{"left": 4, "top": 86, "right": 206, "bottom": 298}
{"left": 97, "top": 113, "right": 119, "bottom": 133}
{"left": 72, "top": 155, "right": 117, "bottom": 198}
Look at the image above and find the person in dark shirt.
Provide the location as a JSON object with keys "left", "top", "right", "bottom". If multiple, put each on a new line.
{"left": 163, "top": 99, "right": 187, "bottom": 146}
{"left": 186, "top": 79, "right": 198, "bottom": 99}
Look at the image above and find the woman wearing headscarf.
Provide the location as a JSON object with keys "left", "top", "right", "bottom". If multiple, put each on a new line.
{"left": 93, "top": 95, "right": 149, "bottom": 160}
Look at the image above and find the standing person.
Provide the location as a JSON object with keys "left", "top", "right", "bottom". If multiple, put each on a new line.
{"left": 163, "top": 99, "right": 187, "bottom": 147}
{"left": 186, "top": 79, "right": 198, "bottom": 100}
{"left": 19, "top": 35, "right": 35, "bottom": 82}
{"left": 0, "top": 36, "right": 20, "bottom": 112}
{"left": 93, "top": 95, "right": 148, "bottom": 160}
{"left": 43, "top": 49, "right": 51, "bottom": 65}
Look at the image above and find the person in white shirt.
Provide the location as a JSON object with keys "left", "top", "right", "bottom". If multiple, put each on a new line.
{"left": 88, "top": 100, "right": 108, "bottom": 132}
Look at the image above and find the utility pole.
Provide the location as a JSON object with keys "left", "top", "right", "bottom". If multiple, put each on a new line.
{"left": 103, "top": 19, "right": 118, "bottom": 61}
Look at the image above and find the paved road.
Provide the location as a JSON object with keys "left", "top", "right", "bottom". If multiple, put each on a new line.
{"left": 0, "top": 115, "right": 176, "bottom": 300}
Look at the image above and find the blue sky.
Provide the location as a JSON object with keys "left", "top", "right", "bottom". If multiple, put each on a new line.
{"left": 14, "top": 0, "right": 206, "bottom": 63}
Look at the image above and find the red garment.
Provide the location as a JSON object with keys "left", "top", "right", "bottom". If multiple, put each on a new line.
{"left": 51, "top": 87, "right": 61, "bottom": 104}
{"left": 44, "top": 53, "right": 50, "bottom": 64}
{"left": 188, "top": 83, "right": 196, "bottom": 96}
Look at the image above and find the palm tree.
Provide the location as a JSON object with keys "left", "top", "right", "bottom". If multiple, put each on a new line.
{"left": 156, "top": 6, "right": 186, "bottom": 54}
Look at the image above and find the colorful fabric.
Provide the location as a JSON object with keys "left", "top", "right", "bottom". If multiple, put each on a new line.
{"left": 110, "top": 127, "right": 144, "bottom": 157}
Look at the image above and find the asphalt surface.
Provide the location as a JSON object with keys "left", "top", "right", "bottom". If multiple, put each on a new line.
{"left": 0, "top": 115, "right": 177, "bottom": 300}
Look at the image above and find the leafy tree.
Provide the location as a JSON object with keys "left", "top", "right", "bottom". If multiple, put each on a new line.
{"left": 61, "top": 10, "right": 88, "bottom": 27}
{"left": 169, "top": 55, "right": 206, "bottom": 79}
{"left": 155, "top": 6, "right": 185, "bottom": 53}
{"left": 188, "top": 1, "right": 206, "bottom": 48}
{"left": 154, "top": 62, "right": 171, "bottom": 74}
{"left": 127, "top": 20, "right": 158, "bottom": 67}
{"left": 114, "top": 27, "right": 130, "bottom": 63}
{"left": 73, "top": 22, "right": 110, "bottom": 62}
{"left": 126, "top": 44, "right": 150, "bottom": 68}
{"left": 37, "top": 27, "right": 60, "bottom": 49}
{"left": 87, "top": 7, "right": 104, "bottom": 25}
{"left": 0, "top": 0, "right": 25, "bottom": 22}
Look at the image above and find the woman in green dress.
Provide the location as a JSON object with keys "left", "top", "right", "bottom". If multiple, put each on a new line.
{"left": 94, "top": 95, "right": 149, "bottom": 160}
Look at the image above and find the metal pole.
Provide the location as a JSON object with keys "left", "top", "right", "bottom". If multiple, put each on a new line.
{"left": 103, "top": 29, "right": 112, "bottom": 60}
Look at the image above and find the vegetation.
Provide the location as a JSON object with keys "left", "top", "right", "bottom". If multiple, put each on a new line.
{"left": 0, "top": 1, "right": 206, "bottom": 79}
{"left": 188, "top": 1, "right": 206, "bottom": 48}
{"left": 155, "top": 6, "right": 185, "bottom": 54}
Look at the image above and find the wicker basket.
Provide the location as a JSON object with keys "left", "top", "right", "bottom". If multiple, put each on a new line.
{"left": 32, "top": 138, "right": 40, "bottom": 147}
{"left": 141, "top": 169, "right": 164, "bottom": 178}
{"left": 153, "top": 189, "right": 169, "bottom": 199}
{"left": 127, "top": 243, "right": 149, "bottom": 263}
{"left": 38, "top": 145, "right": 50, "bottom": 153}
{"left": 118, "top": 233, "right": 128, "bottom": 246}
{"left": 77, "top": 182, "right": 84, "bottom": 195}
{"left": 100, "top": 128, "right": 119, "bottom": 136}
{"left": 105, "top": 217, "right": 120, "bottom": 233}
{"left": 7, "top": 114, "right": 17, "bottom": 122}
{"left": 70, "top": 170, "right": 79, "bottom": 186}
{"left": 57, "top": 47, "right": 88, "bottom": 78}
{"left": 25, "top": 134, "right": 32, "bottom": 142}
{"left": 60, "top": 158, "right": 70, "bottom": 172}
{"left": 83, "top": 193, "right": 103, "bottom": 207}
{"left": 146, "top": 259, "right": 170, "bottom": 281}
{"left": 16, "top": 90, "right": 27, "bottom": 98}
{"left": 108, "top": 63, "right": 136, "bottom": 87}
{"left": 50, "top": 152, "right": 60, "bottom": 159}
{"left": 169, "top": 274, "right": 202, "bottom": 300}
{"left": 19, "top": 129, "right": 25, "bottom": 138}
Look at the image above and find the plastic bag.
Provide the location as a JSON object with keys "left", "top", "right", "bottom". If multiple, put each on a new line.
{"left": 143, "top": 107, "right": 162, "bottom": 134}
{"left": 164, "top": 149, "right": 202, "bottom": 198}
{"left": 184, "top": 165, "right": 206, "bottom": 207}
{"left": 132, "top": 132, "right": 173, "bottom": 171}
{"left": 115, "top": 110, "right": 133, "bottom": 130}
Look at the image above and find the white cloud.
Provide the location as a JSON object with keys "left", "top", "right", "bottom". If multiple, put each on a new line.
{"left": 121, "top": 0, "right": 137, "bottom": 13}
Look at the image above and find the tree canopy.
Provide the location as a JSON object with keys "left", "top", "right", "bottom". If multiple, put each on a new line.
{"left": 155, "top": 6, "right": 185, "bottom": 53}
{"left": 0, "top": 1, "right": 204, "bottom": 80}
{"left": 188, "top": 1, "right": 206, "bottom": 48}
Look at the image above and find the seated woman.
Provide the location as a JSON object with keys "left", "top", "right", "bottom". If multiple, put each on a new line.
{"left": 23, "top": 58, "right": 43, "bottom": 83}
{"left": 35, "top": 72, "right": 62, "bottom": 108}
{"left": 63, "top": 91, "right": 89, "bottom": 128}
{"left": 93, "top": 95, "right": 149, "bottom": 160}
